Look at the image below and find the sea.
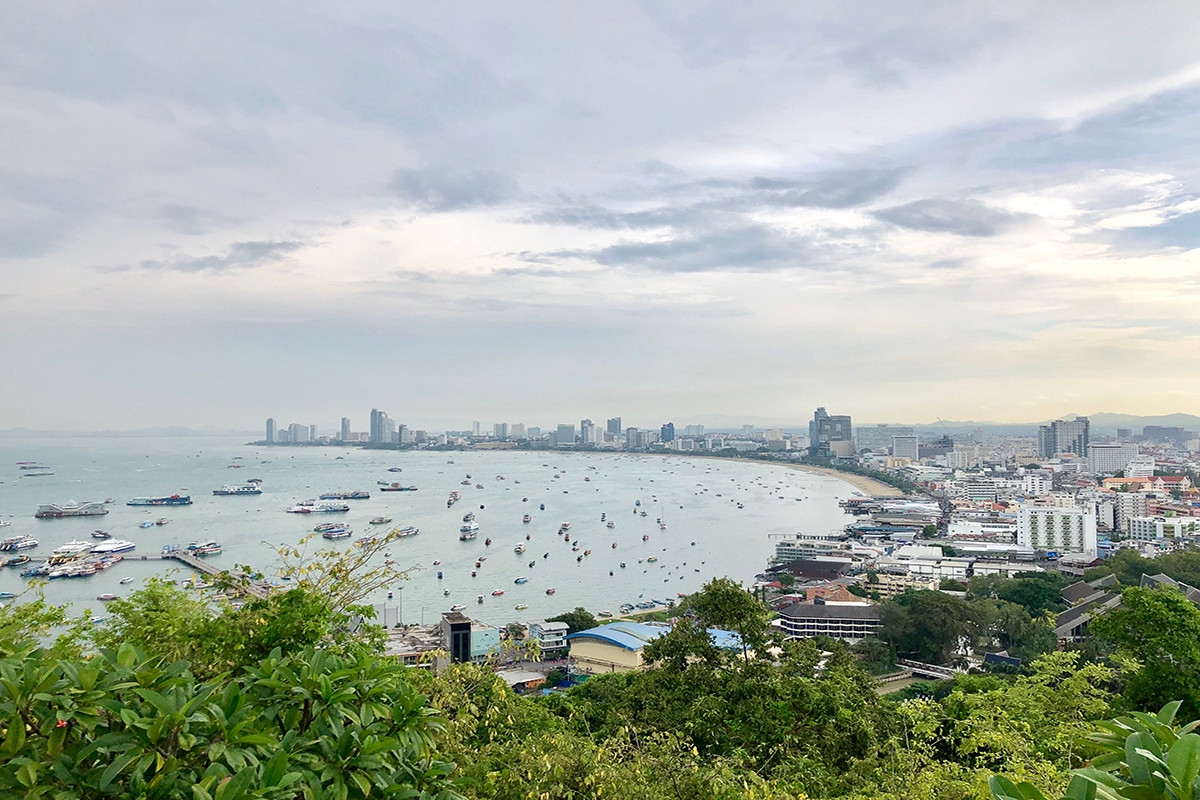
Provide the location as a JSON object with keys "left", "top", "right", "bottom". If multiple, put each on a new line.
{"left": 0, "top": 437, "right": 858, "bottom": 627}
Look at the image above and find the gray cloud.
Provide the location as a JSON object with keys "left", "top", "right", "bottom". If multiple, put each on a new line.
{"left": 156, "top": 203, "right": 239, "bottom": 236}
{"left": 389, "top": 166, "right": 518, "bottom": 211}
{"left": 873, "top": 198, "right": 1030, "bottom": 236}
{"left": 106, "top": 241, "right": 304, "bottom": 273}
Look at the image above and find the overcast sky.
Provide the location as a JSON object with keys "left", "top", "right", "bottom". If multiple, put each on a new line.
{"left": 4, "top": 3, "right": 1200, "bottom": 431}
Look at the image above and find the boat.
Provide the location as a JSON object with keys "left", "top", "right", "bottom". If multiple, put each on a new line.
{"left": 127, "top": 495, "right": 192, "bottom": 507}
{"left": 459, "top": 530, "right": 477, "bottom": 541}
{"left": 379, "top": 484, "right": 417, "bottom": 492}
{"left": 313, "top": 522, "right": 346, "bottom": 532}
{"left": 450, "top": 604, "right": 467, "bottom": 611}
{"left": 187, "top": 541, "right": 222, "bottom": 555}
{"left": 395, "top": 526, "right": 419, "bottom": 537}
{"left": 377, "top": 481, "right": 391, "bottom": 486}
{"left": 354, "top": 536, "right": 377, "bottom": 547}
{"left": 462, "top": 512, "right": 475, "bottom": 522}
{"left": 97, "top": 593, "right": 119, "bottom": 601}
{"left": 475, "top": 484, "right": 483, "bottom": 489}
{"left": 598, "top": 610, "right": 613, "bottom": 617}
{"left": 322, "top": 529, "right": 352, "bottom": 540}
{"left": 477, "top": 595, "right": 484, "bottom": 603}
{"left": 155, "top": 518, "right": 169, "bottom": 526}
{"left": 0, "top": 535, "right": 38, "bottom": 552}
{"left": 522, "top": 514, "right": 531, "bottom": 523}
{"left": 606, "top": 522, "right": 616, "bottom": 528}
{"left": 22, "top": 471, "right": 55, "bottom": 477}
{"left": 545, "top": 587, "right": 556, "bottom": 595}
{"left": 484, "top": 538, "right": 492, "bottom": 546}
{"left": 491, "top": 589, "right": 505, "bottom": 596}
{"left": 212, "top": 484, "right": 262, "bottom": 496}
{"left": 120, "top": 577, "right": 133, "bottom": 585}
{"left": 138, "top": 521, "right": 154, "bottom": 529}
{"left": 92, "top": 539, "right": 136, "bottom": 554}
{"left": 387, "top": 467, "right": 402, "bottom": 472}
{"left": 514, "top": 577, "right": 528, "bottom": 584}
{"left": 287, "top": 500, "right": 350, "bottom": 513}
{"left": 460, "top": 522, "right": 479, "bottom": 533}
{"left": 514, "top": 543, "right": 526, "bottom": 553}
{"left": 91, "top": 530, "right": 112, "bottom": 539}
{"left": 647, "top": 556, "right": 658, "bottom": 563}
{"left": 319, "top": 491, "right": 370, "bottom": 500}
{"left": 18, "top": 463, "right": 48, "bottom": 470}
{"left": 560, "top": 522, "right": 571, "bottom": 529}
{"left": 1, "top": 555, "right": 30, "bottom": 567}
{"left": 539, "top": 503, "right": 545, "bottom": 510}
{"left": 35, "top": 501, "right": 109, "bottom": 519}
{"left": 460, "top": 480, "right": 471, "bottom": 486}
{"left": 369, "top": 517, "right": 392, "bottom": 525}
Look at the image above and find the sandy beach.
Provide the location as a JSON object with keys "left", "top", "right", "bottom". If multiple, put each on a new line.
{"left": 775, "top": 463, "right": 905, "bottom": 497}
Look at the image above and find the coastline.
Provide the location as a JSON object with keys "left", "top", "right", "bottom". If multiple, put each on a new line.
{"left": 774, "top": 462, "right": 904, "bottom": 497}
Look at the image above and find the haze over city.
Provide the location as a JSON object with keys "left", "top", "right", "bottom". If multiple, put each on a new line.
{"left": 4, "top": 3, "right": 1200, "bottom": 429}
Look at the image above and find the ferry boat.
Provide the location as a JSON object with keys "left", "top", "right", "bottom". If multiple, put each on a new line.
{"left": 187, "top": 540, "right": 222, "bottom": 555}
{"left": 213, "top": 484, "right": 262, "bottom": 496}
{"left": 35, "top": 501, "right": 109, "bottom": 519}
{"left": 379, "top": 484, "right": 417, "bottom": 492}
{"left": 319, "top": 490, "right": 370, "bottom": 500}
{"left": 321, "top": 529, "right": 352, "bottom": 540}
{"left": 287, "top": 500, "right": 350, "bottom": 514}
{"left": 514, "top": 542, "right": 526, "bottom": 553}
{"left": 127, "top": 495, "right": 192, "bottom": 507}
{"left": 0, "top": 535, "right": 38, "bottom": 551}
{"left": 396, "top": 526, "right": 420, "bottom": 538}
{"left": 52, "top": 540, "right": 93, "bottom": 556}
{"left": 369, "top": 517, "right": 392, "bottom": 525}
{"left": 92, "top": 539, "right": 136, "bottom": 554}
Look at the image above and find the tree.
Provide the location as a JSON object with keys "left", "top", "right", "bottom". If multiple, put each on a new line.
{"left": 686, "top": 577, "right": 773, "bottom": 662}
{"left": 922, "top": 524, "right": 938, "bottom": 537}
{"left": 939, "top": 578, "right": 967, "bottom": 592}
{"left": 1091, "top": 584, "right": 1200, "bottom": 718}
{"left": 851, "top": 636, "right": 897, "bottom": 675}
{"left": 998, "top": 573, "right": 1067, "bottom": 618}
{"left": 879, "top": 590, "right": 983, "bottom": 665}
{"left": 505, "top": 621, "right": 526, "bottom": 640}
{"left": 547, "top": 607, "right": 597, "bottom": 634}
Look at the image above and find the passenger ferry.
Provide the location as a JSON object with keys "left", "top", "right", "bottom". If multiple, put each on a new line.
{"left": 35, "top": 501, "right": 109, "bottom": 519}
{"left": 127, "top": 495, "right": 192, "bottom": 507}
{"left": 213, "top": 484, "right": 262, "bottom": 496}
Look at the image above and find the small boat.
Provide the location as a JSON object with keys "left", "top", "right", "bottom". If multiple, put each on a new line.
{"left": 492, "top": 589, "right": 505, "bottom": 596}
{"left": 156, "top": 518, "right": 169, "bottom": 526}
{"left": 475, "top": 484, "right": 484, "bottom": 489}
{"left": 460, "top": 522, "right": 479, "bottom": 533}
{"left": 387, "top": 467, "right": 402, "bottom": 473}
{"left": 369, "top": 517, "right": 392, "bottom": 525}
{"left": 321, "top": 529, "right": 352, "bottom": 540}
{"left": 91, "top": 530, "right": 112, "bottom": 540}
{"left": 120, "top": 577, "right": 133, "bottom": 585}
{"left": 443, "top": 588, "right": 450, "bottom": 595}
{"left": 598, "top": 610, "right": 613, "bottom": 617}
{"left": 647, "top": 557, "right": 658, "bottom": 563}
{"left": 606, "top": 522, "right": 615, "bottom": 528}
{"left": 138, "top": 521, "right": 154, "bottom": 529}
{"left": 522, "top": 515, "right": 531, "bottom": 523}
{"left": 459, "top": 531, "right": 477, "bottom": 541}
{"left": 514, "top": 543, "right": 526, "bottom": 553}
{"left": 396, "top": 526, "right": 419, "bottom": 537}
{"left": 545, "top": 587, "right": 556, "bottom": 595}
{"left": 96, "top": 593, "right": 119, "bottom": 601}
{"left": 560, "top": 522, "right": 571, "bottom": 529}
{"left": 463, "top": 512, "right": 475, "bottom": 522}
{"left": 451, "top": 604, "right": 467, "bottom": 611}
{"left": 515, "top": 604, "right": 528, "bottom": 610}
{"left": 484, "top": 538, "right": 492, "bottom": 546}
{"left": 477, "top": 594, "right": 484, "bottom": 603}
{"left": 514, "top": 576, "right": 528, "bottom": 584}
{"left": 0, "top": 591, "right": 16, "bottom": 599}
{"left": 437, "top": 571, "right": 443, "bottom": 579}
{"left": 539, "top": 504, "right": 545, "bottom": 510}
{"left": 611, "top": 542, "right": 617, "bottom": 548}
{"left": 461, "top": 480, "right": 470, "bottom": 485}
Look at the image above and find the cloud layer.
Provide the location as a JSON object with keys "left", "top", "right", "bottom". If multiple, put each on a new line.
{"left": 2, "top": 2, "right": 1200, "bottom": 428}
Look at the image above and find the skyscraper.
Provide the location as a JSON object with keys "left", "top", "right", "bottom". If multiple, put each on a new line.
{"left": 340, "top": 417, "right": 351, "bottom": 441}
{"left": 580, "top": 419, "right": 596, "bottom": 444}
{"left": 1037, "top": 417, "right": 1090, "bottom": 458}
{"left": 265, "top": 418, "right": 276, "bottom": 443}
{"left": 493, "top": 422, "right": 509, "bottom": 439}
{"left": 369, "top": 409, "right": 383, "bottom": 444}
{"left": 606, "top": 417, "right": 621, "bottom": 436}
{"left": 809, "top": 407, "right": 852, "bottom": 455}
{"left": 660, "top": 422, "right": 675, "bottom": 442}
{"left": 556, "top": 424, "right": 576, "bottom": 446}
{"left": 472, "top": 421, "right": 481, "bottom": 436}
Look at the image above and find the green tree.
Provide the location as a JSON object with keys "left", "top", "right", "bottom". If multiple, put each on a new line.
{"left": 879, "top": 590, "right": 983, "bottom": 665}
{"left": 686, "top": 576, "right": 773, "bottom": 662}
{"left": 1091, "top": 584, "right": 1200, "bottom": 717}
{"left": 505, "top": 621, "right": 526, "bottom": 640}
{"left": 998, "top": 573, "right": 1067, "bottom": 618}
{"left": 547, "top": 606, "right": 597, "bottom": 634}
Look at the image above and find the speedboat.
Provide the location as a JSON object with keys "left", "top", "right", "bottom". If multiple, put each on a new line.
{"left": 138, "top": 521, "right": 154, "bottom": 528}
{"left": 545, "top": 587, "right": 555, "bottom": 595}
{"left": 120, "top": 577, "right": 133, "bottom": 585}
{"left": 514, "top": 577, "right": 528, "bottom": 584}
{"left": 91, "top": 530, "right": 112, "bottom": 540}
{"left": 450, "top": 604, "right": 467, "bottom": 611}
{"left": 515, "top": 604, "right": 528, "bottom": 610}
{"left": 514, "top": 543, "right": 526, "bottom": 553}
{"left": 491, "top": 589, "right": 504, "bottom": 596}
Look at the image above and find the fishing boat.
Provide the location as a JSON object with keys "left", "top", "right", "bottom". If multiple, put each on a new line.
{"left": 369, "top": 517, "right": 392, "bottom": 525}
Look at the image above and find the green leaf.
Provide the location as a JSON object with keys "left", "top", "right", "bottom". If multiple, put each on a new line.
{"left": 215, "top": 768, "right": 254, "bottom": 800}
{"left": 1063, "top": 775, "right": 1096, "bottom": 800}
{"left": 99, "top": 752, "right": 138, "bottom": 789}
{"left": 1157, "top": 701, "right": 1183, "bottom": 725}
{"left": 1167, "top": 734, "right": 1200, "bottom": 793}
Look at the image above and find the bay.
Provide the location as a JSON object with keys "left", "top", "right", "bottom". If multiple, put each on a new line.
{"left": 0, "top": 437, "right": 856, "bottom": 626}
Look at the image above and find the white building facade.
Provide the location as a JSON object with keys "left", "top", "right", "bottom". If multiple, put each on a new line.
{"left": 1017, "top": 506, "right": 1098, "bottom": 555}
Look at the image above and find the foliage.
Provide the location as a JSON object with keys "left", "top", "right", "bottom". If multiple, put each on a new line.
{"left": 989, "top": 701, "right": 1200, "bottom": 800}
{"left": 851, "top": 636, "right": 897, "bottom": 675}
{"left": 0, "top": 634, "right": 459, "bottom": 799}
{"left": 879, "top": 590, "right": 984, "bottom": 665}
{"left": 1084, "top": 549, "right": 1200, "bottom": 589}
{"left": 270, "top": 528, "right": 417, "bottom": 613}
{"left": 941, "top": 578, "right": 968, "bottom": 592}
{"left": 546, "top": 606, "right": 597, "bottom": 634}
{"left": 1090, "top": 584, "right": 1200, "bottom": 718}
{"left": 503, "top": 622, "right": 525, "bottom": 641}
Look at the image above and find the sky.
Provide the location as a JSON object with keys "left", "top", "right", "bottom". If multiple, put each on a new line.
{"left": 3, "top": 2, "right": 1200, "bottom": 432}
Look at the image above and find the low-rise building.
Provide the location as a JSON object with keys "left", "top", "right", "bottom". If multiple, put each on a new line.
{"left": 775, "top": 598, "right": 882, "bottom": 643}
{"left": 1127, "top": 515, "right": 1199, "bottom": 542}
{"left": 528, "top": 620, "right": 570, "bottom": 655}
{"left": 1017, "top": 505, "right": 1098, "bottom": 555}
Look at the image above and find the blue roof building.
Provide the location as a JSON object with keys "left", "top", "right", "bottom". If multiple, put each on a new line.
{"left": 565, "top": 621, "right": 742, "bottom": 675}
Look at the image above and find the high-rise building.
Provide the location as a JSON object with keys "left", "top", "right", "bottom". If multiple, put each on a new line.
{"left": 1087, "top": 442, "right": 1139, "bottom": 475}
{"left": 265, "top": 418, "right": 276, "bottom": 443}
{"left": 493, "top": 423, "right": 509, "bottom": 439}
{"left": 1037, "top": 417, "right": 1090, "bottom": 458}
{"left": 472, "top": 421, "right": 481, "bottom": 436}
{"left": 1017, "top": 506, "right": 1097, "bottom": 555}
{"left": 288, "top": 423, "right": 308, "bottom": 443}
{"left": 606, "top": 417, "right": 621, "bottom": 436}
{"left": 556, "top": 424, "right": 576, "bottom": 447}
{"left": 511, "top": 423, "right": 526, "bottom": 438}
{"left": 624, "top": 427, "right": 639, "bottom": 448}
{"left": 660, "top": 422, "right": 675, "bottom": 442}
{"left": 369, "top": 409, "right": 384, "bottom": 444}
{"left": 763, "top": 428, "right": 783, "bottom": 442}
{"left": 580, "top": 419, "right": 597, "bottom": 445}
{"left": 683, "top": 424, "right": 705, "bottom": 437}
{"left": 809, "top": 407, "right": 852, "bottom": 456}
{"left": 855, "top": 424, "right": 914, "bottom": 452}
{"left": 309, "top": 424, "right": 318, "bottom": 442}
{"left": 340, "top": 417, "right": 351, "bottom": 442}
{"left": 891, "top": 435, "right": 919, "bottom": 461}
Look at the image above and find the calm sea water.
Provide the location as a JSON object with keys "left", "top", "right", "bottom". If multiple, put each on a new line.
{"left": 0, "top": 438, "right": 856, "bottom": 626}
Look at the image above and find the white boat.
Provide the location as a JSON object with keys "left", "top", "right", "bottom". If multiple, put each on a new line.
{"left": 52, "top": 540, "right": 93, "bottom": 555}
{"left": 369, "top": 517, "right": 392, "bottom": 525}
{"left": 35, "top": 501, "right": 108, "bottom": 519}
{"left": 514, "top": 542, "right": 526, "bottom": 553}
{"left": 396, "top": 526, "right": 419, "bottom": 538}
{"left": 92, "top": 539, "right": 136, "bottom": 554}
{"left": 120, "top": 577, "right": 133, "bottom": 585}
{"left": 322, "top": 529, "right": 352, "bottom": 540}
{"left": 460, "top": 522, "right": 479, "bottom": 533}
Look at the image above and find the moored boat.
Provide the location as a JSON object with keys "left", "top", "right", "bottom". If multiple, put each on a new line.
{"left": 127, "top": 495, "right": 192, "bottom": 506}
{"left": 369, "top": 517, "right": 392, "bottom": 525}
{"left": 35, "top": 501, "right": 108, "bottom": 519}
{"left": 213, "top": 484, "right": 262, "bottom": 496}
{"left": 0, "top": 535, "right": 38, "bottom": 551}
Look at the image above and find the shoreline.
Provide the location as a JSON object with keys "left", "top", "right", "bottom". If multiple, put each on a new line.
{"left": 773, "top": 462, "right": 904, "bottom": 497}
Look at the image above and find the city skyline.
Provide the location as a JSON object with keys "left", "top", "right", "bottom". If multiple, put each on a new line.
{"left": 4, "top": 4, "right": 1200, "bottom": 428}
